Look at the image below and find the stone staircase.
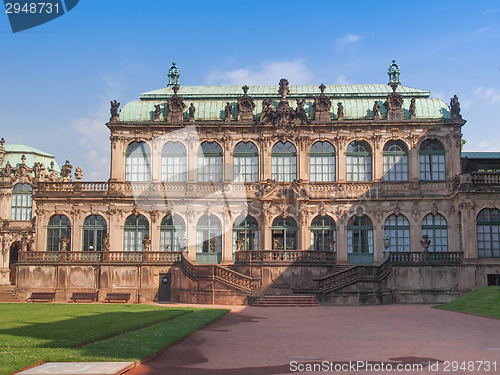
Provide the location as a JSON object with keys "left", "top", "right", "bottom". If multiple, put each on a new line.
{"left": 0, "top": 286, "right": 22, "bottom": 302}
{"left": 251, "top": 295, "right": 319, "bottom": 307}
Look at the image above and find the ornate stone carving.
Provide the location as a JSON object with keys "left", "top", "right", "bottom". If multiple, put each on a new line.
{"left": 132, "top": 206, "right": 141, "bottom": 217}
{"left": 278, "top": 78, "right": 290, "bottom": 100}
{"left": 60, "top": 160, "right": 73, "bottom": 182}
{"left": 167, "top": 62, "right": 180, "bottom": 87}
{"left": 337, "top": 102, "right": 344, "bottom": 120}
{"left": 167, "top": 84, "right": 186, "bottom": 122}
{"left": 110, "top": 100, "right": 120, "bottom": 122}
{"left": 142, "top": 235, "right": 151, "bottom": 251}
{"left": 12, "top": 156, "right": 33, "bottom": 184}
{"left": 431, "top": 201, "right": 438, "bottom": 216}
{"left": 384, "top": 83, "right": 403, "bottom": 120}
{"left": 371, "top": 135, "right": 382, "bottom": 150}
{"left": 102, "top": 233, "right": 110, "bottom": 251}
{"left": 387, "top": 60, "right": 400, "bottom": 85}
{"left": 153, "top": 104, "right": 161, "bottom": 122}
{"left": 237, "top": 85, "right": 255, "bottom": 122}
{"left": 224, "top": 102, "right": 233, "bottom": 121}
{"left": 2, "top": 161, "right": 12, "bottom": 178}
{"left": 373, "top": 101, "right": 381, "bottom": 120}
{"left": 295, "top": 99, "right": 309, "bottom": 124}
{"left": 313, "top": 84, "right": 332, "bottom": 122}
{"left": 394, "top": 202, "right": 400, "bottom": 216}
{"left": 409, "top": 98, "right": 416, "bottom": 119}
{"left": 259, "top": 99, "right": 274, "bottom": 124}
{"left": 450, "top": 95, "right": 461, "bottom": 119}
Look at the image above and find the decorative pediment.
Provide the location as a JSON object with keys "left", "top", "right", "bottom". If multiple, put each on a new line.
{"left": 12, "top": 158, "right": 33, "bottom": 184}
{"left": 237, "top": 85, "right": 255, "bottom": 122}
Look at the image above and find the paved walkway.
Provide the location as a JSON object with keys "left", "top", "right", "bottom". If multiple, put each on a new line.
{"left": 128, "top": 304, "right": 500, "bottom": 375}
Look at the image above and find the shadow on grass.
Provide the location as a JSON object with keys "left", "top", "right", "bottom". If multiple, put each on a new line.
{"left": 0, "top": 309, "right": 191, "bottom": 348}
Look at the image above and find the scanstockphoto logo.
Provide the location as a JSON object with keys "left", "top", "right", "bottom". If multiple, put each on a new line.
{"left": 4, "top": 0, "right": 79, "bottom": 33}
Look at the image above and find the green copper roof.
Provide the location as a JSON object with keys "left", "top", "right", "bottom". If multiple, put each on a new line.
{"left": 1, "top": 144, "right": 60, "bottom": 171}
{"left": 461, "top": 152, "right": 500, "bottom": 159}
{"left": 118, "top": 84, "right": 450, "bottom": 122}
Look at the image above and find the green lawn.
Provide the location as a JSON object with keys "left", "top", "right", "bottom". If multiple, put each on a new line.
{"left": 0, "top": 304, "right": 229, "bottom": 375}
{"left": 435, "top": 287, "right": 500, "bottom": 319}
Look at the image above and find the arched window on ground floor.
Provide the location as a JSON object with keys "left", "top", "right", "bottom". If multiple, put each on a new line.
{"left": 272, "top": 216, "right": 297, "bottom": 250}
{"left": 310, "top": 215, "right": 336, "bottom": 251}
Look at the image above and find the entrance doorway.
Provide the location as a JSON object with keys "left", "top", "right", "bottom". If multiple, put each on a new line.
{"left": 9, "top": 242, "right": 20, "bottom": 285}
{"left": 158, "top": 273, "right": 171, "bottom": 302}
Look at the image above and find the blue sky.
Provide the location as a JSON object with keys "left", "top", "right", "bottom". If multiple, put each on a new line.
{"left": 1, "top": 0, "right": 499, "bottom": 180}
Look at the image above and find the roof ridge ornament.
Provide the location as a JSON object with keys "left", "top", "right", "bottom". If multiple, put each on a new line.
{"left": 168, "top": 62, "right": 180, "bottom": 87}
{"left": 278, "top": 78, "right": 290, "bottom": 101}
{"left": 388, "top": 59, "right": 401, "bottom": 86}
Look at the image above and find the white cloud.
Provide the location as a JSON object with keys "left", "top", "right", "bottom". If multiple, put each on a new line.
{"left": 70, "top": 99, "right": 111, "bottom": 181}
{"left": 205, "top": 59, "right": 314, "bottom": 86}
{"left": 473, "top": 86, "right": 500, "bottom": 103}
{"left": 335, "top": 33, "right": 362, "bottom": 51}
{"left": 483, "top": 7, "right": 499, "bottom": 15}
{"left": 335, "top": 75, "right": 349, "bottom": 85}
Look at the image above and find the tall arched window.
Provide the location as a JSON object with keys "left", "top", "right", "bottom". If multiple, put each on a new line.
{"left": 161, "top": 142, "right": 186, "bottom": 182}
{"left": 310, "top": 141, "right": 336, "bottom": 182}
{"left": 310, "top": 215, "right": 336, "bottom": 251}
{"left": 11, "top": 183, "right": 32, "bottom": 221}
{"left": 198, "top": 142, "right": 223, "bottom": 182}
{"left": 383, "top": 214, "right": 410, "bottom": 252}
{"left": 233, "top": 215, "right": 259, "bottom": 253}
{"left": 83, "top": 215, "right": 107, "bottom": 251}
{"left": 196, "top": 215, "right": 222, "bottom": 263}
{"left": 125, "top": 141, "right": 151, "bottom": 182}
{"left": 347, "top": 215, "right": 373, "bottom": 263}
{"left": 383, "top": 140, "right": 408, "bottom": 181}
{"left": 272, "top": 216, "right": 297, "bottom": 250}
{"left": 272, "top": 142, "right": 297, "bottom": 182}
{"left": 160, "top": 214, "right": 185, "bottom": 251}
{"left": 233, "top": 142, "right": 258, "bottom": 182}
{"left": 123, "top": 214, "right": 149, "bottom": 251}
{"left": 421, "top": 214, "right": 448, "bottom": 252}
{"left": 47, "top": 215, "right": 71, "bottom": 251}
{"left": 477, "top": 208, "right": 500, "bottom": 258}
{"left": 346, "top": 141, "right": 372, "bottom": 182}
{"left": 419, "top": 139, "right": 446, "bottom": 181}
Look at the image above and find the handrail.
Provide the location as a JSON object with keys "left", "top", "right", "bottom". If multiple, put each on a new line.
{"left": 389, "top": 251, "right": 463, "bottom": 265}
{"left": 17, "top": 251, "right": 182, "bottom": 264}
{"left": 315, "top": 254, "right": 392, "bottom": 294}
{"left": 235, "top": 250, "right": 336, "bottom": 265}
{"left": 180, "top": 252, "right": 261, "bottom": 294}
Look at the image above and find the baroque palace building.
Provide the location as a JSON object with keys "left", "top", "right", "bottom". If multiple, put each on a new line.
{"left": 1, "top": 61, "right": 499, "bottom": 304}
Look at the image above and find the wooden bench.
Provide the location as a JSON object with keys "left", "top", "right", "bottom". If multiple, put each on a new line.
{"left": 70, "top": 292, "right": 98, "bottom": 303}
{"left": 105, "top": 293, "right": 131, "bottom": 303}
{"left": 29, "top": 292, "right": 56, "bottom": 302}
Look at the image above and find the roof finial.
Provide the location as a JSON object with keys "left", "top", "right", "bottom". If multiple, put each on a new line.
{"left": 242, "top": 85, "right": 249, "bottom": 94}
{"left": 21, "top": 154, "right": 26, "bottom": 164}
{"left": 388, "top": 59, "right": 400, "bottom": 86}
{"left": 168, "top": 62, "right": 180, "bottom": 87}
{"left": 319, "top": 83, "right": 326, "bottom": 93}
{"left": 0, "top": 138, "right": 4, "bottom": 148}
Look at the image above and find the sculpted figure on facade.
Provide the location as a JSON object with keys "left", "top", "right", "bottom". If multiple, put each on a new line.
{"left": 313, "top": 84, "right": 332, "bottom": 121}
{"left": 259, "top": 99, "right": 274, "bottom": 124}
{"left": 167, "top": 62, "right": 180, "bottom": 87}
{"left": 337, "top": 102, "right": 344, "bottom": 120}
{"left": 60, "top": 160, "right": 73, "bottom": 181}
{"left": 237, "top": 85, "right": 255, "bottom": 122}
{"left": 153, "top": 104, "right": 161, "bottom": 122}
{"left": 373, "top": 101, "right": 381, "bottom": 119}
{"left": 167, "top": 84, "right": 186, "bottom": 122}
{"left": 224, "top": 102, "right": 232, "bottom": 120}
{"left": 110, "top": 100, "right": 120, "bottom": 122}
{"left": 387, "top": 60, "right": 400, "bottom": 85}
{"left": 450, "top": 95, "right": 461, "bottom": 118}
{"left": 409, "top": 98, "right": 416, "bottom": 118}
{"left": 188, "top": 103, "right": 196, "bottom": 122}
{"left": 2, "top": 161, "right": 12, "bottom": 178}
{"left": 294, "top": 99, "right": 309, "bottom": 124}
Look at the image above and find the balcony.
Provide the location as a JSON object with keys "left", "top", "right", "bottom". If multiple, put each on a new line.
{"left": 17, "top": 251, "right": 182, "bottom": 264}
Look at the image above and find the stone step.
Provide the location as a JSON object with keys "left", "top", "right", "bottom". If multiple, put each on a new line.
{"left": 0, "top": 286, "right": 21, "bottom": 302}
{"left": 252, "top": 295, "right": 319, "bottom": 307}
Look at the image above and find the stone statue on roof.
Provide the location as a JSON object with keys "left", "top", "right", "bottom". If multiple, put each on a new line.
{"left": 189, "top": 103, "right": 196, "bottom": 122}
{"left": 409, "top": 98, "right": 416, "bottom": 118}
{"left": 388, "top": 60, "right": 400, "bottom": 86}
{"left": 153, "top": 104, "right": 161, "bottom": 121}
{"left": 168, "top": 62, "right": 180, "bottom": 87}
{"left": 295, "top": 99, "right": 309, "bottom": 124}
{"left": 337, "top": 102, "right": 344, "bottom": 119}
{"left": 60, "top": 160, "right": 73, "bottom": 181}
{"left": 110, "top": 100, "right": 120, "bottom": 122}
{"left": 260, "top": 99, "right": 274, "bottom": 124}
{"left": 3, "top": 161, "right": 12, "bottom": 177}
{"left": 224, "top": 102, "right": 233, "bottom": 120}
{"left": 450, "top": 95, "right": 461, "bottom": 118}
